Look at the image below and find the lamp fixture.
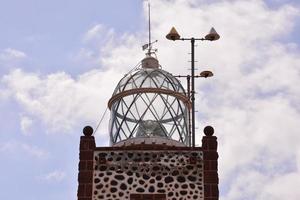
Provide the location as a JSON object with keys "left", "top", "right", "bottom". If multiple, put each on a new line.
{"left": 166, "top": 27, "right": 181, "bottom": 41}
{"left": 205, "top": 27, "right": 220, "bottom": 41}
{"left": 199, "top": 70, "right": 214, "bottom": 78}
{"left": 166, "top": 26, "right": 220, "bottom": 147}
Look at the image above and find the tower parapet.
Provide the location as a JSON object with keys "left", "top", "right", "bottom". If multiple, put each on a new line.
{"left": 77, "top": 125, "right": 219, "bottom": 200}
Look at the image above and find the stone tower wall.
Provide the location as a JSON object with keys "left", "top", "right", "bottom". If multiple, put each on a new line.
{"left": 93, "top": 148, "right": 204, "bottom": 200}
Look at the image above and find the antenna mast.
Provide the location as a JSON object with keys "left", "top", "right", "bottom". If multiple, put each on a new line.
{"left": 142, "top": 0, "right": 157, "bottom": 55}
{"left": 148, "top": 1, "right": 151, "bottom": 52}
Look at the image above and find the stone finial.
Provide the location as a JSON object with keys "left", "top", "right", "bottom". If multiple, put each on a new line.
{"left": 83, "top": 126, "right": 93, "bottom": 136}
{"left": 204, "top": 125, "right": 214, "bottom": 136}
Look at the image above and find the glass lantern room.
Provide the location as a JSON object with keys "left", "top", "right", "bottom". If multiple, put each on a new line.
{"left": 108, "top": 56, "right": 190, "bottom": 146}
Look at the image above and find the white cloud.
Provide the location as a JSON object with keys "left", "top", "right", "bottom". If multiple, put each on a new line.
{"left": 74, "top": 23, "right": 144, "bottom": 69}
{"left": 20, "top": 115, "right": 34, "bottom": 135}
{"left": 1, "top": 68, "right": 122, "bottom": 140}
{"left": 39, "top": 170, "right": 66, "bottom": 182}
{"left": 21, "top": 143, "right": 48, "bottom": 158}
{"left": 0, "top": 48, "right": 27, "bottom": 60}
{"left": 0, "top": 141, "right": 15, "bottom": 152}
{"left": 148, "top": 1, "right": 300, "bottom": 199}
{"left": 1, "top": 24, "right": 145, "bottom": 140}
{"left": 0, "top": 88, "right": 10, "bottom": 100}
{"left": 258, "top": 171, "right": 300, "bottom": 199}
{"left": 1, "top": 0, "right": 300, "bottom": 199}
{"left": 83, "top": 24, "right": 103, "bottom": 41}
{"left": 0, "top": 141, "right": 48, "bottom": 159}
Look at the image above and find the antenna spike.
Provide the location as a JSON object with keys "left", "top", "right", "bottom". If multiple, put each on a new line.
{"left": 142, "top": 0, "right": 157, "bottom": 56}
{"left": 148, "top": 2, "right": 151, "bottom": 46}
{"left": 148, "top": 1, "right": 152, "bottom": 55}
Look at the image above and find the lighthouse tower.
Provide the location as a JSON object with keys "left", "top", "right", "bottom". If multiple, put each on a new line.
{"left": 77, "top": 3, "right": 218, "bottom": 199}
{"left": 77, "top": 52, "right": 219, "bottom": 200}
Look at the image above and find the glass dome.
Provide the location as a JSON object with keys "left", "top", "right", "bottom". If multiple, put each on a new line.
{"left": 108, "top": 56, "right": 190, "bottom": 146}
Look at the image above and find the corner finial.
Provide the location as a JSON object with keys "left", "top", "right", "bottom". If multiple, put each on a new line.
{"left": 204, "top": 125, "right": 214, "bottom": 136}
{"left": 83, "top": 126, "right": 93, "bottom": 136}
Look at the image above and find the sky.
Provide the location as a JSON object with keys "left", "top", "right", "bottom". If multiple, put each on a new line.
{"left": 0, "top": 0, "right": 300, "bottom": 199}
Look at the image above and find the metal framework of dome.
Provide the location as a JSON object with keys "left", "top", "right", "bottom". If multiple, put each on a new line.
{"left": 108, "top": 56, "right": 190, "bottom": 146}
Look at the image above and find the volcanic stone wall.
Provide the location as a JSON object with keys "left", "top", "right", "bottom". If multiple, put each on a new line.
{"left": 92, "top": 149, "right": 204, "bottom": 200}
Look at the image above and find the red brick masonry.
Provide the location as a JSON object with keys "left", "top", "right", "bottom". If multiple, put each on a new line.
{"left": 78, "top": 136, "right": 95, "bottom": 200}
{"left": 202, "top": 135, "right": 219, "bottom": 200}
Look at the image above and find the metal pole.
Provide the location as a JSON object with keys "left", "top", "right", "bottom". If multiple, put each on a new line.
{"left": 148, "top": 2, "right": 151, "bottom": 46}
{"left": 191, "top": 38, "right": 195, "bottom": 148}
{"left": 187, "top": 75, "right": 191, "bottom": 147}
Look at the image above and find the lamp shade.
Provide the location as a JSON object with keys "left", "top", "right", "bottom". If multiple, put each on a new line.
{"left": 166, "top": 27, "right": 181, "bottom": 40}
{"left": 205, "top": 27, "right": 220, "bottom": 41}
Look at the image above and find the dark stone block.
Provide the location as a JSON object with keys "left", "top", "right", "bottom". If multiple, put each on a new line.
{"left": 157, "top": 182, "right": 163, "bottom": 188}
{"left": 165, "top": 176, "right": 174, "bottom": 184}
{"left": 128, "top": 177, "right": 133, "bottom": 184}
{"left": 98, "top": 157, "right": 106, "bottom": 164}
{"left": 98, "top": 152, "right": 107, "bottom": 157}
{"left": 177, "top": 176, "right": 186, "bottom": 183}
{"left": 189, "top": 183, "right": 196, "bottom": 189}
{"left": 94, "top": 178, "right": 100, "bottom": 184}
{"left": 99, "top": 165, "right": 107, "bottom": 171}
{"left": 120, "top": 183, "right": 127, "bottom": 190}
{"left": 110, "top": 187, "right": 117, "bottom": 193}
{"left": 182, "top": 184, "right": 188, "bottom": 189}
{"left": 187, "top": 175, "right": 196, "bottom": 182}
{"left": 111, "top": 180, "right": 118, "bottom": 186}
{"left": 157, "top": 189, "right": 166, "bottom": 193}
{"left": 95, "top": 183, "right": 103, "bottom": 189}
{"left": 171, "top": 170, "right": 179, "bottom": 176}
{"left": 149, "top": 186, "right": 155, "bottom": 192}
{"left": 136, "top": 187, "right": 145, "bottom": 192}
{"left": 143, "top": 174, "right": 150, "bottom": 180}
{"left": 180, "top": 190, "right": 188, "bottom": 195}
{"left": 115, "top": 175, "right": 125, "bottom": 180}
{"left": 189, "top": 156, "right": 197, "bottom": 164}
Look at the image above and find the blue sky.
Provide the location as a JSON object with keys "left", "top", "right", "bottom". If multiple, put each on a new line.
{"left": 0, "top": 1, "right": 144, "bottom": 199}
{"left": 0, "top": 0, "right": 144, "bottom": 75}
{"left": 1, "top": 0, "right": 300, "bottom": 200}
